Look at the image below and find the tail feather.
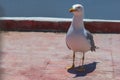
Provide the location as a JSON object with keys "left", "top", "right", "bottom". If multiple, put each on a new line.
{"left": 91, "top": 46, "right": 99, "bottom": 52}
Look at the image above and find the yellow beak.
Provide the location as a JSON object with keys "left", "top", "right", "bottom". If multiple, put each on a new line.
{"left": 69, "top": 8, "right": 76, "bottom": 12}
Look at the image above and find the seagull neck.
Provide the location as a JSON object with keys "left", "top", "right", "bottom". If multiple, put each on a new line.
{"left": 71, "top": 15, "right": 84, "bottom": 30}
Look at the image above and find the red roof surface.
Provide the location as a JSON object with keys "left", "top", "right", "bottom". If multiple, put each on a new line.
{"left": 0, "top": 32, "right": 120, "bottom": 80}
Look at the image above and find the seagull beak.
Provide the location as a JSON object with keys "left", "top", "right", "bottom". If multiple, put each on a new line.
{"left": 69, "top": 8, "right": 76, "bottom": 12}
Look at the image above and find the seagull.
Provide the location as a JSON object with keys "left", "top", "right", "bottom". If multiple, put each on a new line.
{"left": 66, "top": 4, "right": 96, "bottom": 71}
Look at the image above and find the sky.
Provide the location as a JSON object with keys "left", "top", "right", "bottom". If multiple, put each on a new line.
{"left": 0, "top": 0, "right": 120, "bottom": 20}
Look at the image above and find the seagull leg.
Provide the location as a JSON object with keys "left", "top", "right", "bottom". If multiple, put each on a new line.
{"left": 82, "top": 52, "right": 85, "bottom": 66}
{"left": 67, "top": 51, "right": 75, "bottom": 70}
{"left": 77, "top": 52, "right": 85, "bottom": 72}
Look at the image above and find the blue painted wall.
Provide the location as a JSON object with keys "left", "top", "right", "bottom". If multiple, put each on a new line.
{"left": 0, "top": 0, "right": 120, "bottom": 20}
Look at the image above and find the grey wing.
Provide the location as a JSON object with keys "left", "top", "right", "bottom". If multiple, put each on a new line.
{"left": 86, "top": 30, "right": 96, "bottom": 51}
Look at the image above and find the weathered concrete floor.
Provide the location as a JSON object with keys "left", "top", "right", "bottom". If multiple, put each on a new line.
{"left": 0, "top": 32, "right": 120, "bottom": 80}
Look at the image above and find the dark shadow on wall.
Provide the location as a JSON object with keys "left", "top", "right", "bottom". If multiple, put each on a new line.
{"left": 0, "top": 4, "right": 5, "bottom": 80}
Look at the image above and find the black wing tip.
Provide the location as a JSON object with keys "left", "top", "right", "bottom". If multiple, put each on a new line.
{"left": 91, "top": 46, "right": 99, "bottom": 52}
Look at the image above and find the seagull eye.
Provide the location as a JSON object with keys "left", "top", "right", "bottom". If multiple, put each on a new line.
{"left": 77, "top": 6, "right": 80, "bottom": 8}
{"left": 76, "top": 6, "right": 82, "bottom": 11}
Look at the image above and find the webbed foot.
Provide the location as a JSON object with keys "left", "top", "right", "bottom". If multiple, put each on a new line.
{"left": 66, "top": 65, "right": 75, "bottom": 70}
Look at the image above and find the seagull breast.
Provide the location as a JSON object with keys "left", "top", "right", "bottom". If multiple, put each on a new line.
{"left": 66, "top": 28, "right": 91, "bottom": 52}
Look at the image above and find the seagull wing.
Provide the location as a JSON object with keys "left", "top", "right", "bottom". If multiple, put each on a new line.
{"left": 86, "top": 30, "right": 96, "bottom": 51}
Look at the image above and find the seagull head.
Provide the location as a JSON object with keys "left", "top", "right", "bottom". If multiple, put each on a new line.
{"left": 69, "top": 4, "right": 84, "bottom": 16}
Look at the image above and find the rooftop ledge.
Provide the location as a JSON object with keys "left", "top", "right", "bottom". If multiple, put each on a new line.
{"left": 0, "top": 17, "right": 120, "bottom": 33}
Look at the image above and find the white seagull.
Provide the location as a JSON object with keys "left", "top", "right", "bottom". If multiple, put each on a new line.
{"left": 66, "top": 4, "right": 96, "bottom": 71}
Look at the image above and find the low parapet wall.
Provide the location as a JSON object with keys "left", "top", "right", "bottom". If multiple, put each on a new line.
{"left": 0, "top": 17, "right": 120, "bottom": 33}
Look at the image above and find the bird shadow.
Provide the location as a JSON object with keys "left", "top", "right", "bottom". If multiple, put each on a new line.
{"left": 67, "top": 62, "right": 98, "bottom": 78}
